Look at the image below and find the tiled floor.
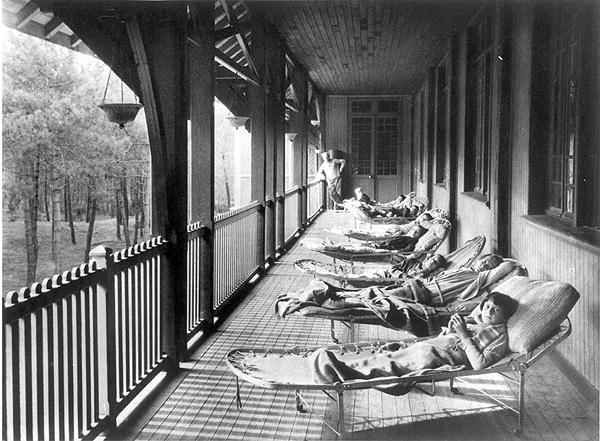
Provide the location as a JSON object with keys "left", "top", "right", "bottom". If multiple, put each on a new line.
{"left": 113, "top": 210, "right": 599, "bottom": 441}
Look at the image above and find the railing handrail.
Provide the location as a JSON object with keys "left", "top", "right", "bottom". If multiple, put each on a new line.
{"left": 3, "top": 236, "right": 168, "bottom": 323}
{"left": 284, "top": 185, "right": 302, "bottom": 196}
{"left": 214, "top": 200, "right": 262, "bottom": 223}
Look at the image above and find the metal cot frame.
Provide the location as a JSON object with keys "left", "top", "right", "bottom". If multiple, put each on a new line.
{"left": 226, "top": 319, "right": 571, "bottom": 437}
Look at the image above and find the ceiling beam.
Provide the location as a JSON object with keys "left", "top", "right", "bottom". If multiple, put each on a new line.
{"left": 213, "top": 46, "right": 259, "bottom": 87}
{"left": 15, "top": 1, "right": 39, "bottom": 29}
{"left": 44, "top": 16, "right": 63, "bottom": 39}
{"left": 70, "top": 33, "right": 82, "bottom": 48}
{"left": 188, "top": 34, "right": 260, "bottom": 87}
{"left": 218, "top": 0, "right": 260, "bottom": 82}
{"left": 214, "top": 20, "right": 252, "bottom": 42}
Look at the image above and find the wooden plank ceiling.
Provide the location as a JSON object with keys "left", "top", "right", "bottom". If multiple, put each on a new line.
{"left": 3, "top": 0, "right": 483, "bottom": 97}
{"left": 250, "top": 0, "right": 483, "bottom": 95}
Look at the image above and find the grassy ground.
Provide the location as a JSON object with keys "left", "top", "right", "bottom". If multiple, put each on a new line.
{"left": 2, "top": 215, "right": 143, "bottom": 294}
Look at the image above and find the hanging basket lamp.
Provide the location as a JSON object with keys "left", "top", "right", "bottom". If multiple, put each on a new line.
{"left": 99, "top": 103, "right": 143, "bottom": 129}
{"left": 98, "top": 51, "right": 143, "bottom": 129}
{"left": 225, "top": 116, "right": 249, "bottom": 128}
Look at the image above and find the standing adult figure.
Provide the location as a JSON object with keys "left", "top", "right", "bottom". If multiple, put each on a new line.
{"left": 318, "top": 151, "right": 346, "bottom": 206}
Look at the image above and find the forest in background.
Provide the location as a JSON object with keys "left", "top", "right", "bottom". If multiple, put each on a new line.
{"left": 2, "top": 28, "right": 237, "bottom": 293}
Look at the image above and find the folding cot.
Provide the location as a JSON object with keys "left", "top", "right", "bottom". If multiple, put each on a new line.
{"left": 226, "top": 275, "right": 579, "bottom": 437}
{"left": 302, "top": 218, "right": 451, "bottom": 265}
{"left": 294, "top": 234, "right": 486, "bottom": 288}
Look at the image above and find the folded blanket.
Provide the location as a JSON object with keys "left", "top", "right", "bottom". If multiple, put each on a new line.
{"left": 311, "top": 336, "right": 467, "bottom": 395}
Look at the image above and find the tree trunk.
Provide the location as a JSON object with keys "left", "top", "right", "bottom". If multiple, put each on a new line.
{"left": 222, "top": 152, "right": 231, "bottom": 208}
{"left": 65, "top": 176, "right": 76, "bottom": 244}
{"left": 121, "top": 177, "right": 131, "bottom": 248}
{"left": 23, "top": 158, "right": 41, "bottom": 285}
{"left": 115, "top": 188, "right": 122, "bottom": 240}
{"left": 84, "top": 196, "right": 97, "bottom": 262}
{"left": 139, "top": 184, "right": 146, "bottom": 238}
{"left": 86, "top": 186, "right": 92, "bottom": 223}
{"left": 133, "top": 211, "right": 139, "bottom": 245}
{"left": 43, "top": 173, "right": 50, "bottom": 221}
{"left": 51, "top": 184, "right": 62, "bottom": 274}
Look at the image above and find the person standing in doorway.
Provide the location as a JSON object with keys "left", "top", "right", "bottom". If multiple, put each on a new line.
{"left": 318, "top": 151, "right": 346, "bottom": 206}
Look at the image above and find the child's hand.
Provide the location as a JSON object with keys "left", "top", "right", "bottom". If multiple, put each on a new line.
{"left": 449, "top": 314, "right": 469, "bottom": 338}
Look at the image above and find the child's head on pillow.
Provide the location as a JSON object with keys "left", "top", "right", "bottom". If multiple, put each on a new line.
{"left": 476, "top": 291, "right": 519, "bottom": 325}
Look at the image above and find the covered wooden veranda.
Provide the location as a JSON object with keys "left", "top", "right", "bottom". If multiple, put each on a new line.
{"left": 2, "top": 1, "right": 599, "bottom": 440}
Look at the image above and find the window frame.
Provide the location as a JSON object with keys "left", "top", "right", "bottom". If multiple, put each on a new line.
{"left": 545, "top": 4, "right": 581, "bottom": 223}
{"left": 464, "top": 5, "right": 495, "bottom": 200}
{"left": 348, "top": 97, "right": 402, "bottom": 177}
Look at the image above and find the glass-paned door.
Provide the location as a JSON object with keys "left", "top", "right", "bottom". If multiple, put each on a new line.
{"left": 350, "top": 113, "right": 401, "bottom": 202}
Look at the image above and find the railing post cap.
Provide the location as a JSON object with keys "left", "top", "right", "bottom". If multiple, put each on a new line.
{"left": 90, "top": 244, "right": 112, "bottom": 269}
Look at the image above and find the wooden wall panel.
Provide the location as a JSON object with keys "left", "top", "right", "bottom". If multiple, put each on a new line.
{"left": 509, "top": 5, "right": 599, "bottom": 390}
{"left": 324, "top": 95, "right": 348, "bottom": 153}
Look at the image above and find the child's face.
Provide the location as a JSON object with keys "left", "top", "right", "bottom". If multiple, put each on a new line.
{"left": 480, "top": 300, "right": 506, "bottom": 325}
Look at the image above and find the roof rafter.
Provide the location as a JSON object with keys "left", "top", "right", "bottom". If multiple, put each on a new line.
{"left": 15, "top": 1, "right": 39, "bottom": 29}
{"left": 44, "top": 16, "right": 63, "bottom": 39}
{"left": 218, "top": 0, "right": 260, "bottom": 82}
{"left": 214, "top": 20, "right": 252, "bottom": 42}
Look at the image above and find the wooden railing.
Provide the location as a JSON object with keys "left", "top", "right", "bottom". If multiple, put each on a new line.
{"left": 307, "top": 179, "right": 325, "bottom": 219}
{"left": 284, "top": 186, "right": 302, "bottom": 242}
{"left": 3, "top": 195, "right": 324, "bottom": 441}
{"left": 213, "top": 201, "right": 262, "bottom": 311}
{"left": 2, "top": 238, "right": 169, "bottom": 441}
{"left": 186, "top": 222, "right": 207, "bottom": 342}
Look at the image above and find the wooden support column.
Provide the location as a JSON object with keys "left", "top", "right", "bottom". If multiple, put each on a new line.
{"left": 125, "top": 5, "right": 188, "bottom": 363}
{"left": 249, "top": 20, "right": 267, "bottom": 269}
{"left": 317, "top": 93, "right": 327, "bottom": 207}
{"left": 291, "top": 67, "right": 309, "bottom": 228}
{"left": 264, "top": 25, "right": 278, "bottom": 264}
{"left": 275, "top": 40, "right": 287, "bottom": 253}
{"left": 188, "top": 3, "right": 215, "bottom": 331}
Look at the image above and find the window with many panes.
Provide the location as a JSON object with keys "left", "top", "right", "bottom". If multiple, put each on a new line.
{"left": 349, "top": 98, "right": 401, "bottom": 176}
{"left": 465, "top": 6, "right": 494, "bottom": 197}
{"left": 547, "top": 5, "right": 579, "bottom": 220}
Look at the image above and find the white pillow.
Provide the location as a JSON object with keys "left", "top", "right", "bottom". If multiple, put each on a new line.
{"left": 482, "top": 276, "right": 579, "bottom": 353}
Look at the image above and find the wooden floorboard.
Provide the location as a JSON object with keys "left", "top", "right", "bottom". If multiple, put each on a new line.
{"left": 111, "top": 210, "right": 599, "bottom": 441}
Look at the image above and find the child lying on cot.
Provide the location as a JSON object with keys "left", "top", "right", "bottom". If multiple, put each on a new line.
{"left": 311, "top": 292, "right": 519, "bottom": 394}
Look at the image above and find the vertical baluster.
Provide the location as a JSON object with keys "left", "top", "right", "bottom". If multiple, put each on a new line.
{"left": 136, "top": 260, "right": 143, "bottom": 381}
{"left": 86, "top": 284, "right": 99, "bottom": 423}
{"left": 155, "top": 254, "right": 161, "bottom": 363}
{"left": 141, "top": 257, "right": 147, "bottom": 375}
{"left": 3, "top": 306, "right": 10, "bottom": 441}
{"left": 35, "top": 301, "right": 45, "bottom": 441}
{"left": 75, "top": 289, "right": 84, "bottom": 438}
{"left": 146, "top": 258, "right": 153, "bottom": 369}
{"left": 132, "top": 262, "right": 139, "bottom": 384}
{"left": 190, "top": 237, "right": 195, "bottom": 328}
{"left": 116, "top": 271, "right": 124, "bottom": 400}
{"left": 83, "top": 286, "right": 93, "bottom": 429}
{"left": 56, "top": 296, "right": 66, "bottom": 441}
{"left": 46, "top": 299, "right": 56, "bottom": 440}
{"left": 22, "top": 291, "right": 34, "bottom": 441}
{"left": 8, "top": 316, "right": 20, "bottom": 441}
{"left": 66, "top": 293, "right": 76, "bottom": 439}
{"left": 124, "top": 266, "right": 132, "bottom": 391}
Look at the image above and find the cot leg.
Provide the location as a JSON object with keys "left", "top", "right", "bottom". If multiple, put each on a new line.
{"left": 295, "top": 390, "right": 307, "bottom": 413}
{"left": 514, "top": 370, "right": 525, "bottom": 435}
{"left": 337, "top": 388, "right": 345, "bottom": 437}
{"left": 449, "top": 378, "right": 461, "bottom": 395}
{"left": 330, "top": 320, "right": 339, "bottom": 344}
